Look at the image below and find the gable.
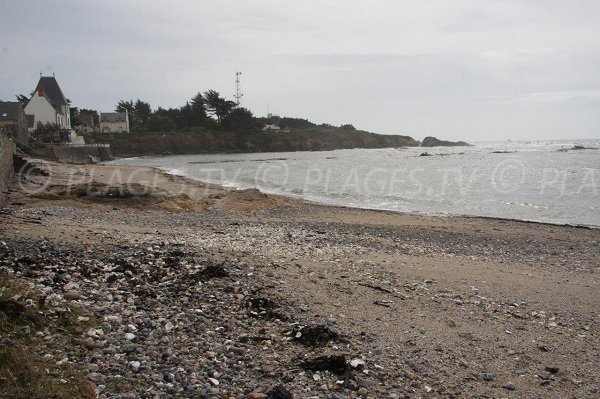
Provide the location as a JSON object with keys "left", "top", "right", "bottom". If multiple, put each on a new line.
{"left": 31, "top": 76, "right": 68, "bottom": 114}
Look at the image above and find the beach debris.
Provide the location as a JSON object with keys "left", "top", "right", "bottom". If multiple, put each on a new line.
{"left": 193, "top": 262, "right": 229, "bottom": 280}
{"left": 291, "top": 324, "right": 340, "bottom": 346}
{"left": 266, "top": 385, "right": 294, "bottom": 399}
{"left": 301, "top": 355, "right": 350, "bottom": 375}
{"left": 358, "top": 282, "right": 393, "bottom": 294}
{"left": 373, "top": 300, "right": 392, "bottom": 307}
{"left": 350, "top": 357, "right": 366, "bottom": 369}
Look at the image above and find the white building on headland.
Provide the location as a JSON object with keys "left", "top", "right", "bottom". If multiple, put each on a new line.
{"left": 99, "top": 111, "right": 129, "bottom": 133}
{"left": 262, "top": 124, "right": 280, "bottom": 131}
{"left": 25, "top": 75, "right": 71, "bottom": 131}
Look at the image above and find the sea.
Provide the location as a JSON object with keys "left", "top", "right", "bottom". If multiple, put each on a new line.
{"left": 110, "top": 139, "right": 600, "bottom": 227}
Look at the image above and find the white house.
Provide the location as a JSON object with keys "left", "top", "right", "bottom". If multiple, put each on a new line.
{"left": 99, "top": 111, "right": 129, "bottom": 133}
{"left": 262, "top": 124, "right": 281, "bottom": 132}
{"left": 25, "top": 76, "right": 71, "bottom": 131}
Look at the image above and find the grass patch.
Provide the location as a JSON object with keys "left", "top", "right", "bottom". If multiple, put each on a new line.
{"left": 0, "top": 272, "right": 42, "bottom": 335}
{"left": 0, "top": 346, "right": 96, "bottom": 399}
{"left": 0, "top": 272, "right": 97, "bottom": 398}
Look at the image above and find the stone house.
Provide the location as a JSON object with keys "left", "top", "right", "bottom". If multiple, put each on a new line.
{"left": 99, "top": 111, "right": 129, "bottom": 133}
{"left": 0, "top": 101, "right": 29, "bottom": 145}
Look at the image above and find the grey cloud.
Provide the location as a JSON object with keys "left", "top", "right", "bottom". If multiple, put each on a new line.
{"left": 1, "top": 0, "right": 599, "bottom": 140}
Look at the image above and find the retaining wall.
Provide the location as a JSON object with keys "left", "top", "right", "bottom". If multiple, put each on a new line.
{"left": 0, "top": 132, "right": 16, "bottom": 205}
{"left": 32, "top": 144, "right": 113, "bottom": 164}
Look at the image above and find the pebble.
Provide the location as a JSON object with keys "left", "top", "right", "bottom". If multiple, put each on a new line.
{"left": 478, "top": 372, "right": 495, "bottom": 381}
{"left": 63, "top": 290, "right": 80, "bottom": 300}
{"left": 503, "top": 382, "right": 517, "bottom": 391}
{"left": 2, "top": 205, "right": 598, "bottom": 399}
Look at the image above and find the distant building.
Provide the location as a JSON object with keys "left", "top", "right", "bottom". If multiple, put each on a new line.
{"left": 0, "top": 101, "right": 29, "bottom": 145}
{"left": 25, "top": 76, "right": 71, "bottom": 132}
{"left": 77, "top": 112, "right": 98, "bottom": 134}
{"left": 262, "top": 124, "right": 281, "bottom": 132}
{"left": 99, "top": 111, "right": 129, "bottom": 133}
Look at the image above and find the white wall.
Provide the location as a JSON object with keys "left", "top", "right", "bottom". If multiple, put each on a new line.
{"left": 25, "top": 95, "right": 57, "bottom": 128}
{"left": 25, "top": 95, "right": 71, "bottom": 130}
{"left": 99, "top": 121, "right": 129, "bottom": 133}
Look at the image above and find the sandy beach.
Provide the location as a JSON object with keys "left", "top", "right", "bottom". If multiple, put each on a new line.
{"left": 1, "top": 159, "right": 599, "bottom": 398}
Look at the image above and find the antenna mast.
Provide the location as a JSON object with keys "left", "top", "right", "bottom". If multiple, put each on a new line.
{"left": 234, "top": 71, "right": 243, "bottom": 105}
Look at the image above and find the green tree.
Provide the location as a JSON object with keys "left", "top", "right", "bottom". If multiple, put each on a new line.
{"left": 223, "top": 107, "right": 258, "bottom": 132}
{"left": 116, "top": 99, "right": 151, "bottom": 130}
{"left": 204, "top": 90, "right": 236, "bottom": 126}
{"left": 70, "top": 107, "right": 81, "bottom": 129}
{"left": 115, "top": 100, "right": 135, "bottom": 115}
{"left": 134, "top": 99, "right": 152, "bottom": 126}
{"left": 30, "top": 122, "right": 60, "bottom": 144}
{"left": 15, "top": 94, "right": 29, "bottom": 106}
{"left": 147, "top": 114, "right": 176, "bottom": 132}
{"left": 190, "top": 93, "right": 206, "bottom": 119}
{"left": 80, "top": 108, "right": 100, "bottom": 126}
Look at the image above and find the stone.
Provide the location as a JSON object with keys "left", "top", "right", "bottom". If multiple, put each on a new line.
{"left": 478, "top": 372, "right": 495, "bottom": 381}
{"left": 64, "top": 291, "right": 81, "bottom": 300}
{"left": 130, "top": 361, "right": 141, "bottom": 372}
{"left": 502, "top": 382, "right": 516, "bottom": 391}
{"left": 86, "top": 372, "right": 104, "bottom": 383}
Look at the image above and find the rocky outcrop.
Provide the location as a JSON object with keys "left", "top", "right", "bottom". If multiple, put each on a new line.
{"left": 0, "top": 132, "right": 16, "bottom": 205}
{"left": 91, "top": 130, "right": 419, "bottom": 157}
{"left": 421, "top": 136, "right": 471, "bottom": 147}
{"left": 557, "top": 145, "right": 597, "bottom": 152}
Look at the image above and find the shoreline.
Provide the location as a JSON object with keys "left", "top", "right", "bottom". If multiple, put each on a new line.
{"left": 107, "top": 142, "right": 600, "bottom": 230}
{"left": 1, "top": 158, "right": 599, "bottom": 398}
{"left": 154, "top": 164, "right": 600, "bottom": 231}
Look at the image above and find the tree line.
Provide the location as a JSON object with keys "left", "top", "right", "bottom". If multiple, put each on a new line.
{"left": 112, "top": 90, "right": 357, "bottom": 134}
{"left": 114, "top": 90, "right": 260, "bottom": 133}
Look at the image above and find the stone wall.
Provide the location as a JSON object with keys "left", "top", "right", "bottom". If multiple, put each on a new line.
{"left": 0, "top": 132, "right": 16, "bottom": 205}
{"left": 31, "top": 144, "right": 113, "bottom": 164}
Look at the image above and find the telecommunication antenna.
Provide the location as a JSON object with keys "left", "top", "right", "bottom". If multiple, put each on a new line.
{"left": 234, "top": 71, "right": 243, "bottom": 105}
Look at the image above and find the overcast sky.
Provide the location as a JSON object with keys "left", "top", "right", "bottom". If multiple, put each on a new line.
{"left": 1, "top": 0, "right": 599, "bottom": 141}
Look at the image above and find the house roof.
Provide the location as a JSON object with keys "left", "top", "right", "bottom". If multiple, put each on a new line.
{"left": 33, "top": 76, "right": 68, "bottom": 113}
{"left": 100, "top": 112, "right": 127, "bottom": 123}
{"left": 0, "top": 101, "right": 23, "bottom": 121}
